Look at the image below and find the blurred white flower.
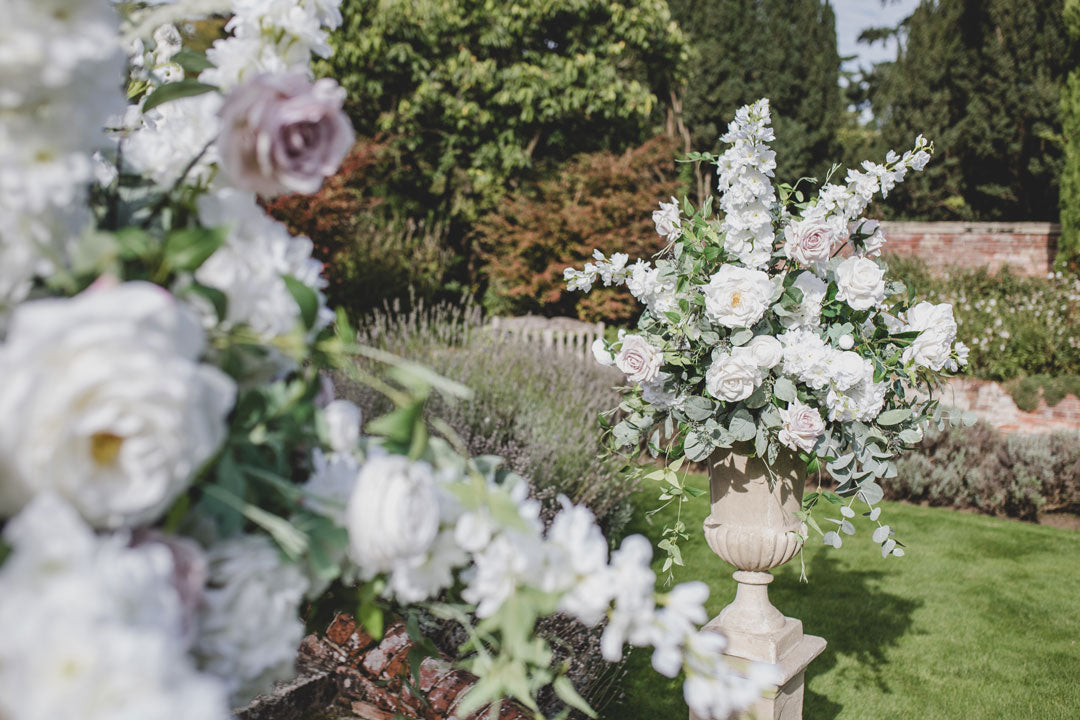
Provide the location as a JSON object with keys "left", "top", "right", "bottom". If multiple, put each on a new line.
{"left": 0, "top": 282, "right": 235, "bottom": 529}
{"left": 195, "top": 534, "right": 309, "bottom": 705}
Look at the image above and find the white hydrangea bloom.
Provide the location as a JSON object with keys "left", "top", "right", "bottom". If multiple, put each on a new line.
{"left": 124, "top": 93, "right": 224, "bottom": 189}
{"left": 0, "top": 494, "right": 230, "bottom": 720}
{"left": 195, "top": 534, "right": 309, "bottom": 705}
{"left": 779, "top": 329, "right": 832, "bottom": 390}
{"left": 0, "top": 283, "right": 236, "bottom": 529}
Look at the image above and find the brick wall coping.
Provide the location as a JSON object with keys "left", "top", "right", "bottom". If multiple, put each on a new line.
{"left": 880, "top": 220, "right": 1060, "bottom": 236}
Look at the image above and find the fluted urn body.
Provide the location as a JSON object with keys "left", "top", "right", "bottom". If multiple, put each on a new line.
{"left": 694, "top": 449, "right": 825, "bottom": 720}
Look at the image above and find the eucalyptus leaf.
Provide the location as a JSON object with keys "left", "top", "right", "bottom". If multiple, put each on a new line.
{"left": 142, "top": 79, "right": 217, "bottom": 112}
{"left": 876, "top": 408, "right": 912, "bottom": 426}
{"left": 728, "top": 408, "right": 756, "bottom": 442}
{"left": 773, "top": 377, "right": 797, "bottom": 402}
{"left": 730, "top": 328, "right": 754, "bottom": 346}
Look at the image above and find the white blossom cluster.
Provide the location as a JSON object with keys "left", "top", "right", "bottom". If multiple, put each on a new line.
{"left": 0, "top": 0, "right": 126, "bottom": 321}
{"left": 304, "top": 417, "right": 777, "bottom": 720}
{"left": 715, "top": 99, "right": 778, "bottom": 269}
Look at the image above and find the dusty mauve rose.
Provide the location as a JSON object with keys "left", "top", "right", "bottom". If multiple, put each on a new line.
{"left": 615, "top": 334, "right": 662, "bottom": 383}
{"left": 218, "top": 72, "right": 354, "bottom": 197}
{"left": 783, "top": 219, "right": 835, "bottom": 272}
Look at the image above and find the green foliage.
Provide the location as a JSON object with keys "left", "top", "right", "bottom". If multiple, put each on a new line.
{"left": 866, "top": 0, "right": 1077, "bottom": 221}
{"left": 891, "top": 422, "right": 1080, "bottom": 520}
{"left": 889, "top": 256, "right": 1080, "bottom": 380}
{"left": 1059, "top": 0, "right": 1080, "bottom": 266}
{"left": 667, "top": 0, "right": 843, "bottom": 181}
{"left": 320, "top": 0, "right": 690, "bottom": 229}
{"left": 617, "top": 477, "right": 1080, "bottom": 719}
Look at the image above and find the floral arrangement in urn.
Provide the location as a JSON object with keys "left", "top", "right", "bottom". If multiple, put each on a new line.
{"left": 565, "top": 100, "right": 972, "bottom": 577}
{"left": 0, "top": 2, "right": 777, "bottom": 720}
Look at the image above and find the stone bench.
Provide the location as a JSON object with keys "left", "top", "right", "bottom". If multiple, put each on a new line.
{"left": 487, "top": 315, "right": 605, "bottom": 361}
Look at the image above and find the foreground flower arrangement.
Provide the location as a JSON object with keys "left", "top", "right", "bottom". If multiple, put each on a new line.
{"left": 566, "top": 100, "right": 971, "bottom": 576}
{"left": 0, "top": 1, "right": 774, "bottom": 718}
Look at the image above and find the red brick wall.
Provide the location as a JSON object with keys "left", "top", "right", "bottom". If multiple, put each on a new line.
{"left": 879, "top": 221, "right": 1059, "bottom": 276}
{"left": 940, "top": 378, "right": 1080, "bottom": 435}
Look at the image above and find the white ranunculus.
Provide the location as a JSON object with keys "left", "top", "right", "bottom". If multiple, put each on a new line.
{"left": 591, "top": 337, "right": 614, "bottom": 366}
{"left": 829, "top": 351, "right": 871, "bottom": 391}
{"left": 346, "top": 455, "right": 442, "bottom": 575}
{"left": 778, "top": 400, "right": 826, "bottom": 453}
{"left": 615, "top": 334, "right": 663, "bottom": 383}
{"left": 783, "top": 219, "right": 835, "bottom": 272}
{"left": 745, "top": 335, "right": 783, "bottom": 369}
{"left": 0, "top": 282, "right": 236, "bottom": 529}
{"left": 705, "top": 347, "right": 762, "bottom": 402}
{"left": 703, "top": 264, "right": 774, "bottom": 328}
{"left": 195, "top": 535, "right": 309, "bottom": 706}
{"left": 834, "top": 256, "right": 886, "bottom": 311}
{"left": 323, "top": 399, "right": 362, "bottom": 454}
{"left": 902, "top": 301, "right": 957, "bottom": 371}
{"left": 652, "top": 196, "right": 682, "bottom": 241}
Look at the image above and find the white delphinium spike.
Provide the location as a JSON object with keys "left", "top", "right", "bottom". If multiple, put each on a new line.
{"left": 715, "top": 99, "right": 778, "bottom": 269}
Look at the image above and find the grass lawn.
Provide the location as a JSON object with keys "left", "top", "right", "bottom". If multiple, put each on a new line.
{"left": 605, "top": 474, "right": 1080, "bottom": 720}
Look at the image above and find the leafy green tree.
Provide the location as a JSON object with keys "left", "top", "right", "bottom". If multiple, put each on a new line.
{"left": 666, "top": 0, "right": 843, "bottom": 184}
{"left": 867, "top": 0, "right": 1076, "bottom": 221}
{"left": 1060, "top": 0, "right": 1080, "bottom": 266}
{"left": 321, "top": 0, "right": 689, "bottom": 227}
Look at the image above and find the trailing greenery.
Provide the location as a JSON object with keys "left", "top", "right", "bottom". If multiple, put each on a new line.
{"left": 889, "top": 257, "right": 1080, "bottom": 380}
{"left": 1059, "top": 0, "right": 1080, "bottom": 267}
{"left": 667, "top": 0, "right": 843, "bottom": 182}
{"left": 891, "top": 423, "right": 1080, "bottom": 520}
{"left": 611, "top": 476, "right": 1080, "bottom": 720}
{"left": 864, "top": 0, "right": 1077, "bottom": 221}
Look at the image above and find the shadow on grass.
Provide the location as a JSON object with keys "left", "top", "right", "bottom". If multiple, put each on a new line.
{"left": 770, "top": 550, "right": 922, "bottom": 720}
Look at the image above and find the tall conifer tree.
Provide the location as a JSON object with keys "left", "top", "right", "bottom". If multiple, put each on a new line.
{"left": 1059, "top": 0, "right": 1080, "bottom": 265}
{"left": 667, "top": 0, "right": 843, "bottom": 183}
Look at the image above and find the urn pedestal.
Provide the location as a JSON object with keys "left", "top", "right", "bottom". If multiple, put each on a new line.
{"left": 692, "top": 451, "right": 826, "bottom": 720}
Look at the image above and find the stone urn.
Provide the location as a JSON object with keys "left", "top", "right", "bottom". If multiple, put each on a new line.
{"left": 694, "top": 449, "right": 826, "bottom": 720}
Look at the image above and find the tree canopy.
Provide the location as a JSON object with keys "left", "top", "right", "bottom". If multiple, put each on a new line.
{"left": 321, "top": 0, "right": 690, "bottom": 225}
{"left": 866, "top": 0, "right": 1076, "bottom": 221}
{"left": 667, "top": 0, "right": 843, "bottom": 183}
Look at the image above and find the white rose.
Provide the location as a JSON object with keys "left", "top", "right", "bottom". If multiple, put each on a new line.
{"left": 195, "top": 535, "right": 309, "bottom": 705}
{"left": 706, "top": 347, "right": 762, "bottom": 402}
{"left": 615, "top": 334, "right": 663, "bottom": 383}
{"left": 745, "top": 335, "right": 783, "bottom": 369}
{"left": 0, "top": 282, "right": 236, "bottom": 529}
{"left": 346, "top": 455, "right": 442, "bottom": 575}
{"left": 323, "top": 399, "right": 362, "bottom": 454}
{"left": 783, "top": 219, "right": 836, "bottom": 271}
{"left": 703, "top": 264, "right": 774, "bottom": 328}
{"left": 834, "top": 256, "right": 886, "bottom": 311}
{"left": 778, "top": 400, "right": 826, "bottom": 453}
{"left": 652, "top": 196, "right": 682, "bottom": 241}
{"left": 829, "top": 351, "right": 871, "bottom": 391}
{"left": 591, "top": 337, "right": 615, "bottom": 366}
{"left": 902, "top": 302, "right": 957, "bottom": 371}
